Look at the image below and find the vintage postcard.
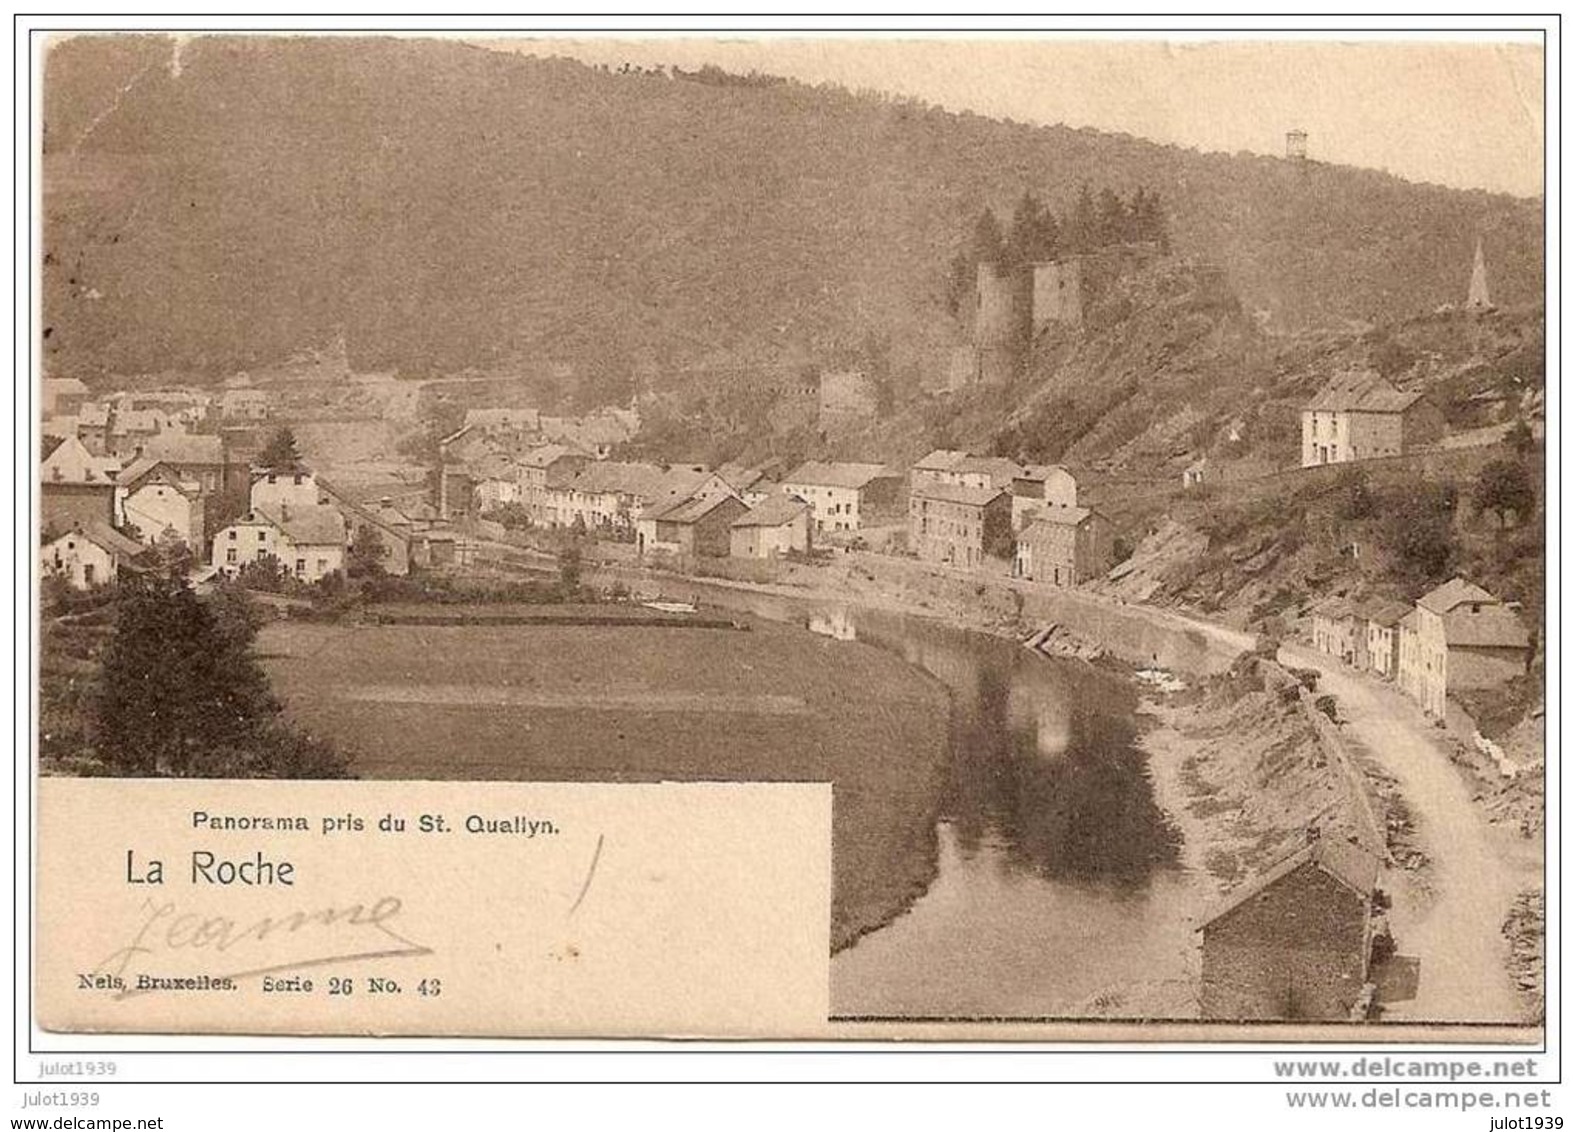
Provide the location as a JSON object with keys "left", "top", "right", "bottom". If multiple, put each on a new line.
{"left": 32, "top": 32, "right": 1545, "bottom": 1040}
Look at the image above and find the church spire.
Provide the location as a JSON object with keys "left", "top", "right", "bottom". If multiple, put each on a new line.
{"left": 1467, "top": 237, "right": 1492, "bottom": 311}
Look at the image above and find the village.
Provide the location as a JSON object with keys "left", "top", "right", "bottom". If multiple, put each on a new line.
{"left": 40, "top": 233, "right": 1537, "bottom": 748}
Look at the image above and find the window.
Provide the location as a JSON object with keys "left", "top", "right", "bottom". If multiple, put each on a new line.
{"left": 293, "top": 474, "right": 305, "bottom": 485}
{"left": 258, "top": 531, "right": 266, "bottom": 542}
{"left": 229, "top": 529, "right": 237, "bottom": 540}
{"left": 226, "top": 548, "right": 237, "bottom": 564}
{"left": 294, "top": 559, "right": 306, "bottom": 576}
{"left": 83, "top": 564, "right": 95, "bottom": 585}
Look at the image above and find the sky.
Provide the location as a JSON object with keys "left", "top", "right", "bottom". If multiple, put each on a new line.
{"left": 479, "top": 37, "right": 1544, "bottom": 198}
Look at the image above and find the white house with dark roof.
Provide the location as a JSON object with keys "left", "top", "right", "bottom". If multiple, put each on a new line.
{"left": 1397, "top": 577, "right": 1532, "bottom": 719}
{"left": 211, "top": 504, "right": 347, "bottom": 583}
{"left": 41, "top": 521, "right": 147, "bottom": 589}
{"left": 1301, "top": 371, "right": 1443, "bottom": 467}
{"left": 123, "top": 475, "right": 205, "bottom": 553}
{"left": 780, "top": 461, "right": 902, "bottom": 534}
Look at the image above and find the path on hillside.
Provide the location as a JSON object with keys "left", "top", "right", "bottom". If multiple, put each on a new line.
{"left": 1278, "top": 641, "right": 1536, "bottom": 1023}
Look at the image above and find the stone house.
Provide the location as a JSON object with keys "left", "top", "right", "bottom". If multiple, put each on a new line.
{"left": 1301, "top": 371, "right": 1444, "bottom": 467}
{"left": 41, "top": 522, "right": 146, "bottom": 590}
{"left": 1363, "top": 599, "right": 1412, "bottom": 680}
{"left": 122, "top": 475, "right": 205, "bottom": 554}
{"left": 211, "top": 504, "right": 347, "bottom": 583}
{"left": 1310, "top": 597, "right": 1366, "bottom": 669}
{"left": 251, "top": 467, "right": 328, "bottom": 514}
{"left": 729, "top": 494, "right": 812, "bottom": 559}
{"left": 1199, "top": 834, "right": 1380, "bottom": 1021}
{"left": 1013, "top": 506, "right": 1115, "bottom": 587}
{"left": 780, "top": 461, "right": 903, "bottom": 535}
{"left": 519, "top": 444, "right": 593, "bottom": 523}
{"left": 636, "top": 493, "right": 748, "bottom": 558}
{"left": 41, "top": 436, "right": 121, "bottom": 533}
{"left": 908, "top": 483, "right": 1013, "bottom": 569}
{"left": 909, "top": 449, "right": 970, "bottom": 491}
{"left": 1010, "top": 464, "right": 1079, "bottom": 531}
{"left": 315, "top": 478, "right": 417, "bottom": 576}
{"left": 1399, "top": 577, "right": 1532, "bottom": 719}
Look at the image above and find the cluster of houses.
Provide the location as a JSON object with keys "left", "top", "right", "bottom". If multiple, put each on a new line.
{"left": 1309, "top": 577, "right": 1532, "bottom": 721}
{"left": 909, "top": 450, "right": 1116, "bottom": 586}
{"left": 38, "top": 372, "right": 470, "bottom": 590}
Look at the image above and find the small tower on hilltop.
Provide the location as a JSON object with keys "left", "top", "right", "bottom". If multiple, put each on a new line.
{"left": 1467, "top": 236, "right": 1494, "bottom": 311}
{"left": 1286, "top": 129, "right": 1308, "bottom": 161}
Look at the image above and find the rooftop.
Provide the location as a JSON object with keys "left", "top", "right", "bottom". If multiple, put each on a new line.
{"left": 1442, "top": 605, "right": 1531, "bottom": 650}
{"left": 1418, "top": 576, "right": 1500, "bottom": 615}
{"left": 784, "top": 461, "right": 897, "bottom": 490}
{"left": 731, "top": 494, "right": 810, "bottom": 528}
{"left": 253, "top": 503, "right": 347, "bottom": 546}
{"left": 911, "top": 482, "right": 1008, "bottom": 508}
{"left": 1307, "top": 371, "right": 1425, "bottom": 414}
{"left": 1200, "top": 835, "right": 1380, "bottom": 931}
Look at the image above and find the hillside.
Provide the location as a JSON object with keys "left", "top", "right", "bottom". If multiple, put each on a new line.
{"left": 43, "top": 35, "right": 1542, "bottom": 397}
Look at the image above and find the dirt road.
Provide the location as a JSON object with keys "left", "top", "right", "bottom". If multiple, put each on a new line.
{"left": 1279, "top": 641, "right": 1538, "bottom": 1023}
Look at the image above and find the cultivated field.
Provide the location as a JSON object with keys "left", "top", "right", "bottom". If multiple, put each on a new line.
{"left": 257, "top": 616, "right": 952, "bottom": 951}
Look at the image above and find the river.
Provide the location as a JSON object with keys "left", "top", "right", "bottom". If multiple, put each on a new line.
{"left": 663, "top": 584, "right": 1199, "bottom": 1021}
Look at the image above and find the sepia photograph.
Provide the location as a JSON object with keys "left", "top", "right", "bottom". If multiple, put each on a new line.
{"left": 31, "top": 28, "right": 1546, "bottom": 1044}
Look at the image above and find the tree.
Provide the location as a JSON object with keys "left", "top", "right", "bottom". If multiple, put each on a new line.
{"left": 1005, "top": 191, "right": 1058, "bottom": 268}
{"left": 1065, "top": 183, "right": 1099, "bottom": 255}
{"left": 970, "top": 207, "right": 1005, "bottom": 267}
{"left": 1095, "top": 187, "right": 1129, "bottom": 247}
{"left": 1379, "top": 482, "right": 1457, "bottom": 589}
{"left": 558, "top": 543, "right": 583, "bottom": 596}
{"left": 258, "top": 426, "right": 303, "bottom": 471}
{"left": 1475, "top": 458, "right": 1536, "bottom": 527}
{"left": 347, "top": 523, "right": 388, "bottom": 577}
{"left": 92, "top": 571, "right": 279, "bottom": 775}
{"left": 1130, "top": 187, "right": 1170, "bottom": 252}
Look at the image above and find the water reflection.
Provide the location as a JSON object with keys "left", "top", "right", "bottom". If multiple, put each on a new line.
{"left": 664, "top": 585, "right": 1193, "bottom": 1018}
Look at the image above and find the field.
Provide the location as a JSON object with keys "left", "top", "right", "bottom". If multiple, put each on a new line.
{"left": 257, "top": 616, "right": 952, "bottom": 951}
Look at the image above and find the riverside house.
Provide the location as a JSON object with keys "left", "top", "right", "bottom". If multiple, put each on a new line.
{"left": 729, "top": 494, "right": 813, "bottom": 559}
{"left": 909, "top": 483, "right": 1013, "bottom": 569}
{"left": 1014, "top": 506, "right": 1115, "bottom": 587}
{"left": 1199, "top": 834, "right": 1379, "bottom": 1021}
{"left": 781, "top": 461, "right": 902, "bottom": 535}
{"left": 1397, "top": 577, "right": 1532, "bottom": 719}
{"left": 1009, "top": 463, "right": 1079, "bottom": 531}
{"left": 636, "top": 492, "right": 748, "bottom": 558}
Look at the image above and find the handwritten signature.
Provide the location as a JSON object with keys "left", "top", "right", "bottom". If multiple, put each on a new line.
{"left": 93, "top": 895, "right": 433, "bottom": 999}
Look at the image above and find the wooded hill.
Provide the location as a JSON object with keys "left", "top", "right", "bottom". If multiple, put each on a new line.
{"left": 44, "top": 35, "right": 1542, "bottom": 399}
